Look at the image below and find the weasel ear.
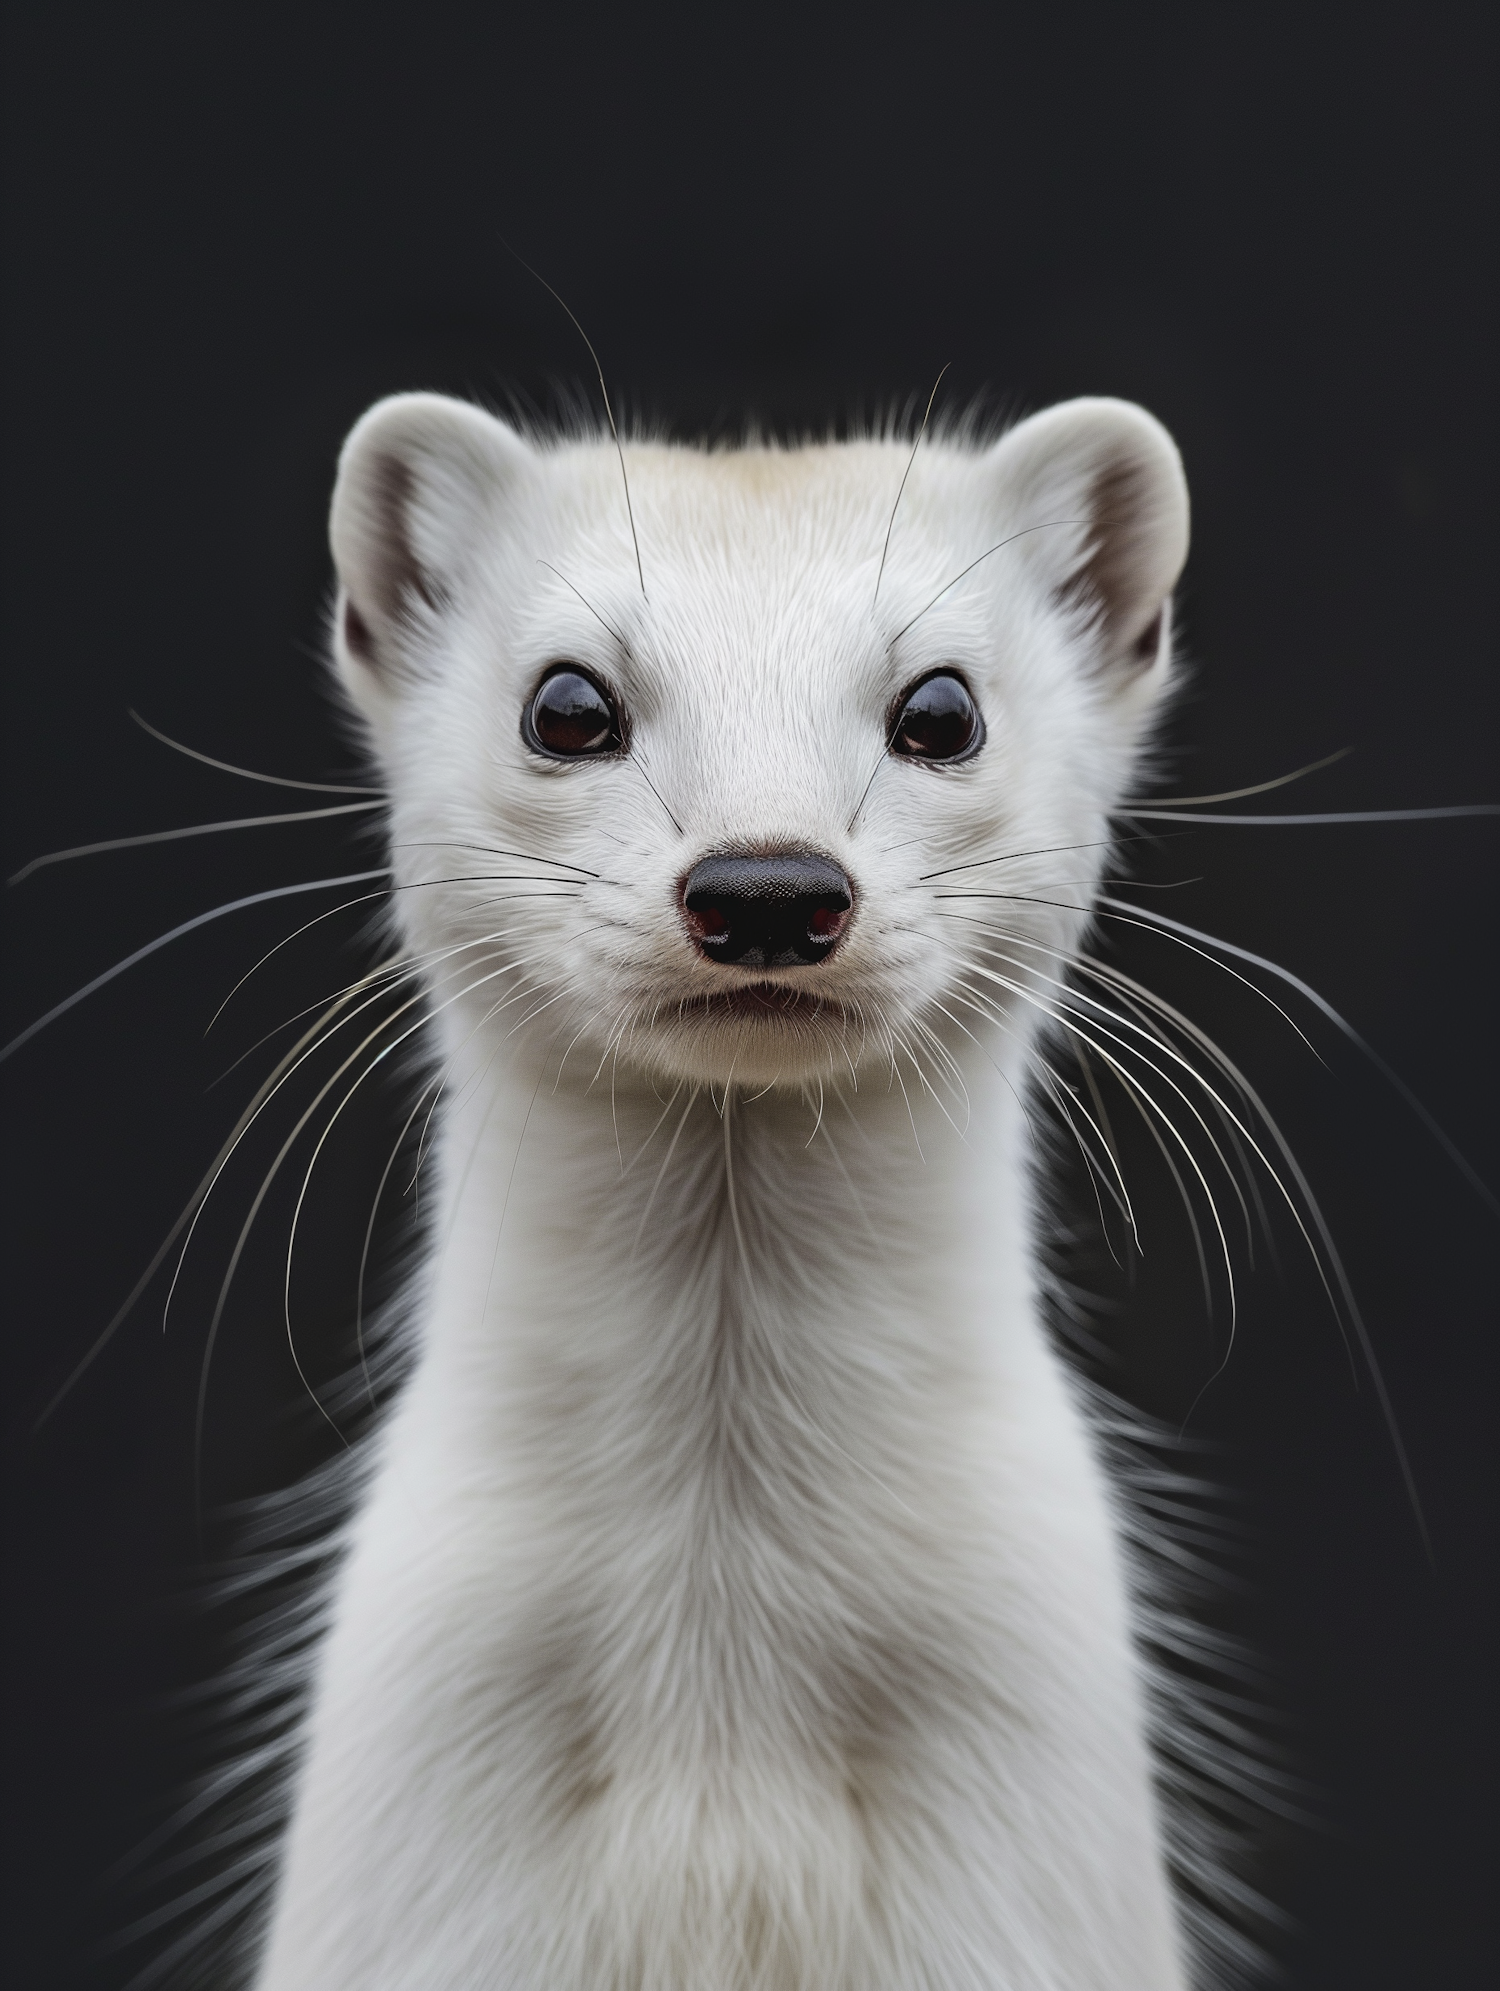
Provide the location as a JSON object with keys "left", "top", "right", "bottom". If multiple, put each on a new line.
{"left": 329, "top": 393, "right": 534, "bottom": 710}
{"left": 986, "top": 397, "right": 1189, "bottom": 678}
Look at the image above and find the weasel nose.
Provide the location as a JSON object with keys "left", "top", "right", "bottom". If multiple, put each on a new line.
{"left": 682, "top": 852, "right": 853, "bottom": 968}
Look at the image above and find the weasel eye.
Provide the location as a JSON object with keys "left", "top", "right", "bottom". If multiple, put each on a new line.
{"left": 889, "top": 672, "right": 983, "bottom": 763}
{"left": 523, "top": 667, "right": 623, "bottom": 758}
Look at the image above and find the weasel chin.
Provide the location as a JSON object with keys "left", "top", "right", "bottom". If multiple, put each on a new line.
{"left": 620, "top": 983, "right": 867, "bottom": 1089}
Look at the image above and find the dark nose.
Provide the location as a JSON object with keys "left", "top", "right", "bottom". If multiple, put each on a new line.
{"left": 682, "top": 852, "right": 854, "bottom": 968}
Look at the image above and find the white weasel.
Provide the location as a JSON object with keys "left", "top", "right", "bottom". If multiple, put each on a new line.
{"left": 255, "top": 391, "right": 1193, "bottom": 1989}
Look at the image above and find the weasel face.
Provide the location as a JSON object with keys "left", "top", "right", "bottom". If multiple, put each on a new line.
{"left": 328, "top": 396, "right": 1187, "bottom": 1090}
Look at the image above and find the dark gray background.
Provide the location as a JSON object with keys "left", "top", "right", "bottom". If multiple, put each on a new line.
{"left": 4, "top": 4, "right": 1496, "bottom": 1985}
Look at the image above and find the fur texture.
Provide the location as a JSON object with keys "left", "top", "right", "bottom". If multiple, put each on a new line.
{"left": 254, "top": 395, "right": 1198, "bottom": 1989}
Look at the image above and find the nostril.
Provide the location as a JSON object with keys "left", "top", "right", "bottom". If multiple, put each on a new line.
{"left": 682, "top": 851, "right": 854, "bottom": 968}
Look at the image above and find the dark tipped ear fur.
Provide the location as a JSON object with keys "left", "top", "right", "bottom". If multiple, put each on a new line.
{"left": 329, "top": 393, "right": 534, "bottom": 707}
{"left": 987, "top": 397, "right": 1189, "bottom": 677}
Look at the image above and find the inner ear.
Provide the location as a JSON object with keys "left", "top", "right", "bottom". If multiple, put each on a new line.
{"left": 987, "top": 397, "right": 1190, "bottom": 678}
{"left": 328, "top": 393, "right": 534, "bottom": 699}
{"left": 336, "top": 453, "right": 446, "bottom": 674}
{"left": 1063, "top": 452, "right": 1169, "bottom": 658}
{"left": 354, "top": 453, "right": 445, "bottom": 627}
{"left": 1129, "top": 606, "right": 1166, "bottom": 671}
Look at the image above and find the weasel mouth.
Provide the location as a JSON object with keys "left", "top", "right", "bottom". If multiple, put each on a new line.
{"left": 689, "top": 982, "right": 845, "bottom": 1025}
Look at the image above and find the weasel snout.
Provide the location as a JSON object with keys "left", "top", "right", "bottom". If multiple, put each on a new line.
{"left": 680, "top": 851, "right": 853, "bottom": 968}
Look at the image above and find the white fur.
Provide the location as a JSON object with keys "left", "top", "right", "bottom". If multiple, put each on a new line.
{"left": 255, "top": 395, "right": 1192, "bottom": 1989}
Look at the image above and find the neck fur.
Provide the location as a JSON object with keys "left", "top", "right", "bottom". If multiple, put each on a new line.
{"left": 411, "top": 1018, "right": 1040, "bottom": 1519}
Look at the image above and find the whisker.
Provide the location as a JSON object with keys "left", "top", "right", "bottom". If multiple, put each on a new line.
{"left": 894, "top": 1024, "right": 969, "bottom": 1140}
{"left": 8, "top": 801, "right": 386, "bottom": 886}
{"left": 392, "top": 841, "right": 601, "bottom": 878}
{"left": 128, "top": 708, "right": 384, "bottom": 796}
{"left": 536, "top": 559, "right": 631, "bottom": 652}
{"left": 942, "top": 910, "right": 1432, "bottom": 1544}
{"left": 392, "top": 840, "right": 601, "bottom": 872}
{"left": 200, "top": 870, "right": 582, "bottom": 1039}
{"left": 1040, "top": 1061, "right": 1139, "bottom": 1247}
{"left": 206, "top": 914, "right": 554, "bottom": 1086}
{"left": 0, "top": 871, "right": 390, "bottom": 1065}
{"left": 627, "top": 748, "right": 685, "bottom": 836}
{"left": 804, "top": 1073, "right": 827, "bottom": 1149}
{"left": 205, "top": 890, "right": 395, "bottom": 1035}
{"left": 971, "top": 934, "right": 1259, "bottom": 1251}
{"left": 1033, "top": 1058, "right": 1130, "bottom": 1259}
{"left": 284, "top": 965, "right": 528, "bottom": 1420}
{"left": 1075, "top": 967, "right": 1257, "bottom": 1254}
{"left": 355, "top": 1077, "right": 443, "bottom": 1411}
{"left": 887, "top": 518, "right": 1092, "bottom": 647}
{"left": 960, "top": 957, "right": 1241, "bottom": 1315}
{"left": 886, "top": 1043, "right": 925, "bottom": 1160}
{"left": 1097, "top": 895, "right": 1499, "bottom": 1216}
{"left": 169, "top": 961, "right": 470, "bottom": 1339}
{"left": 197, "top": 1011, "right": 425, "bottom": 1504}
{"left": 872, "top": 362, "right": 951, "bottom": 608}
{"left": 622, "top": 1078, "right": 688, "bottom": 1176}
{"left": 197, "top": 952, "right": 547, "bottom": 1519}
{"left": 629, "top": 1085, "right": 699, "bottom": 1264}
{"left": 968, "top": 947, "right": 1273, "bottom": 1250}
{"left": 28, "top": 978, "right": 376, "bottom": 1428}
{"left": 502, "top": 240, "right": 647, "bottom": 597}
{"left": 166, "top": 940, "right": 550, "bottom": 1344}
{"left": 918, "top": 831, "right": 1175, "bottom": 882}
{"left": 1122, "top": 747, "right": 1352, "bottom": 809}
{"left": 947, "top": 976, "right": 1137, "bottom": 1247}
{"left": 844, "top": 742, "right": 890, "bottom": 835}
{"left": 1119, "top": 803, "right": 1500, "bottom": 826}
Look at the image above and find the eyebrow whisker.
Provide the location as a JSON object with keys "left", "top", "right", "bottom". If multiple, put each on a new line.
{"left": 887, "top": 518, "right": 1092, "bottom": 647}
{"left": 872, "top": 362, "right": 951, "bottom": 610}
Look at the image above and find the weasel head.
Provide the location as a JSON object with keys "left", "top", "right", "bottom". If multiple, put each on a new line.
{"left": 328, "top": 394, "right": 1187, "bottom": 1091}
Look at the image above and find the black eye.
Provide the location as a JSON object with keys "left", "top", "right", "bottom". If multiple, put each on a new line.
{"left": 889, "top": 672, "right": 983, "bottom": 763}
{"left": 523, "top": 667, "right": 623, "bottom": 758}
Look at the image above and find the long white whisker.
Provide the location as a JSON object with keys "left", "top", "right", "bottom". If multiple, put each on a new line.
{"left": 893, "top": 1026, "right": 968, "bottom": 1141}
{"left": 1121, "top": 747, "right": 1352, "bottom": 809}
{"left": 8, "top": 802, "right": 385, "bottom": 886}
{"left": 943, "top": 909, "right": 1432, "bottom": 1543}
{"left": 918, "top": 833, "right": 1166, "bottom": 882}
{"left": 166, "top": 944, "right": 546, "bottom": 1340}
{"left": 1098, "top": 894, "right": 1499, "bottom": 1216}
{"left": 284, "top": 958, "right": 541, "bottom": 1417}
{"left": 393, "top": 840, "right": 601, "bottom": 878}
{"left": 128, "top": 708, "right": 384, "bottom": 795}
{"left": 198, "top": 871, "right": 578, "bottom": 1038}
{"left": 629, "top": 1086, "right": 700, "bottom": 1264}
{"left": 1120, "top": 803, "right": 1500, "bottom": 827}
{"left": 961, "top": 958, "right": 1240, "bottom": 1320}
{"left": 354, "top": 1078, "right": 443, "bottom": 1411}
{"left": 29, "top": 974, "right": 379, "bottom": 1427}
{"left": 939, "top": 891, "right": 1322, "bottom": 1058}
{"left": 0, "top": 871, "right": 390, "bottom": 1063}
{"left": 945, "top": 974, "right": 1136, "bottom": 1244}
{"left": 201, "top": 952, "right": 547, "bottom": 1516}
{"left": 970, "top": 939, "right": 1258, "bottom": 1254}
